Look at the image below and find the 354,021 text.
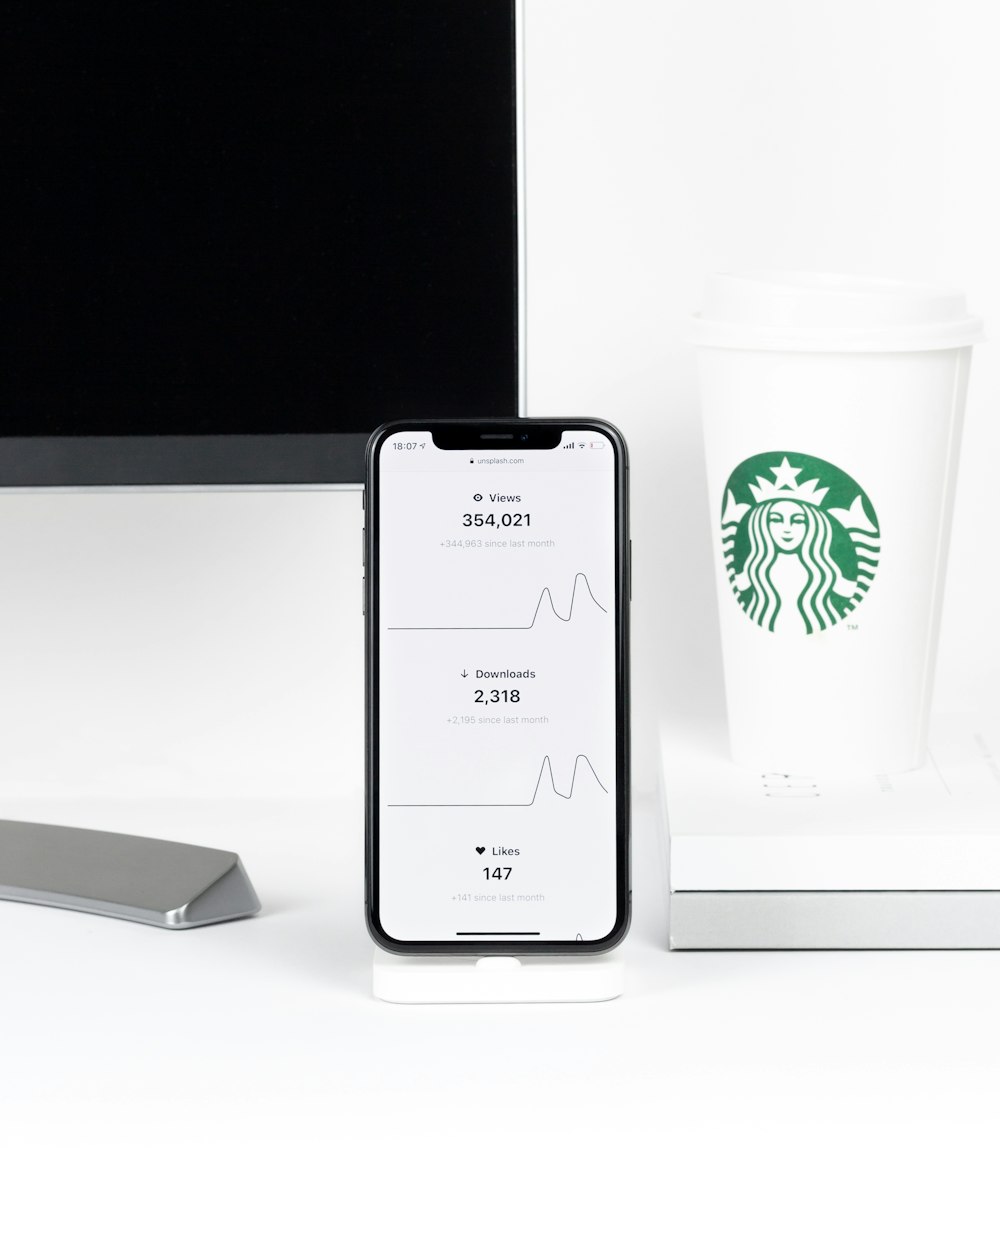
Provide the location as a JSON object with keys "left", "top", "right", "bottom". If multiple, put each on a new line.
{"left": 461, "top": 513, "right": 530, "bottom": 528}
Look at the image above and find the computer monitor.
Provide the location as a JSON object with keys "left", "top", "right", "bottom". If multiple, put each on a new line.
{"left": 2, "top": 2, "right": 522, "bottom": 487}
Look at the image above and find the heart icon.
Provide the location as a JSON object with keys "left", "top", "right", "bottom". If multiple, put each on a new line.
{"left": 475, "top": 846, "right": 486, "bottom": 855}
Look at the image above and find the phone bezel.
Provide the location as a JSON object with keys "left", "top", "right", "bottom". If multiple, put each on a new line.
{"left": 364, "top": 418, "right": 630, "bottom": 955}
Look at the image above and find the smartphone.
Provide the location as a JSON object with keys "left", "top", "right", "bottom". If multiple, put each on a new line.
{"left": 365, "top": 419, "right": 630, "bottom": 954}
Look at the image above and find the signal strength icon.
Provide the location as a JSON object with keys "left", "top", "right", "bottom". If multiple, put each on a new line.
{"left": 563, "top": 441, "right": 575, "bottom": 450}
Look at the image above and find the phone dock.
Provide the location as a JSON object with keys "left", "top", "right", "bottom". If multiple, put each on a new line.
{"left": 372, "top": 948, "right": 624, "bottom": 1004}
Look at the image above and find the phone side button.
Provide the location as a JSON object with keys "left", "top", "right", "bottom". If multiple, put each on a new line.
{"left": 628, "top": 539, "right": 632, "bottom": 601}
{"left": 362, "top": 576, "right": 365, "bottom": 615}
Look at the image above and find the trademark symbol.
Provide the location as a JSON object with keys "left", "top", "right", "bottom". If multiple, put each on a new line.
{"left": 847, "top": 623, "right": 859, "bottom": 631}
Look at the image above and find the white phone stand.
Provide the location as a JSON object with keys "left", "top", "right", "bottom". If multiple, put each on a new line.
{"left": 372, "top": 948, "right": 624, "bottom": 1004}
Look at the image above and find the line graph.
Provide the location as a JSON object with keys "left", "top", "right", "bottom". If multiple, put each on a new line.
{"left": 388, "top": 754, "right": 608, "bottom": 807}
{"left": 388, "top": 572, "right": 607, "bottom": 631}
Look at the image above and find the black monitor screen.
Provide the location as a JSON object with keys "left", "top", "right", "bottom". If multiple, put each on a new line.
{"left": 2, "top": 2, "right": 518, "bottom": 484}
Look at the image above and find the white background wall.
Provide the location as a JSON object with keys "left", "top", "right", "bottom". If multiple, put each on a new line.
{"left": 3, "top": 3, "right": 999, "bottom": 1245}
{"left": 0, "top": 488, "right": 363, "bottom": 804}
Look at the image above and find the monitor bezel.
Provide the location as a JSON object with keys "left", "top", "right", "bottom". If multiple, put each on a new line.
{"left": 0, "top": 1, "right": 525, "bottom": 491}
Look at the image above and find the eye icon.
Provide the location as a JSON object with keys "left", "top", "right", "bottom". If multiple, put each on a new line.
{"left": 473, "top": 493, "right": 483, "bottom": 501}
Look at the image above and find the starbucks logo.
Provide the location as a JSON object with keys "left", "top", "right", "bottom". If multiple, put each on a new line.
{"left": 722, "top": 451, "right": 880, "bottom": 634}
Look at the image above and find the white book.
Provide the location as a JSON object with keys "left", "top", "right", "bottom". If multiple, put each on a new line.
{"left": 661, "top": 696, "right": 1000, "bottom": 948}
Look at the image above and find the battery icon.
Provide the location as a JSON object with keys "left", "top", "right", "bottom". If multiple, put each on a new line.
{"left": 589, "top": 440, "right": 606, "bottom": 449}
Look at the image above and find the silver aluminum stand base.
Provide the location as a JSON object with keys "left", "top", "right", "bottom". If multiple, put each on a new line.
{"left": 0, "top": 818, "right": 261, "bottom": 928}
{"left": 372, "top": 948, "right": 624, "bottom": 1004}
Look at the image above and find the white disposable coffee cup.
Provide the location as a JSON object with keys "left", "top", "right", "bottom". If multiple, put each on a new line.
{"left": 691, "top": 272, "right": 983, "bottom": 774}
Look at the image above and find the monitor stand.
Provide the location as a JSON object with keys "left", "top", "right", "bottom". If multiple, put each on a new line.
{"left": 0, "top": 818, "right": 260, "bottom": 928}
{"left": 372, "top": 947, "right": 624, "bottom": 1004}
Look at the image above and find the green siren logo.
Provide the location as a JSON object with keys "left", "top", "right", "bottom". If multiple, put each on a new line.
{"left": 722, "top": 451, "right": 880, "bottom": 634}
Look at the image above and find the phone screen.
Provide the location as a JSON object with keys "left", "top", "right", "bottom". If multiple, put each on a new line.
{"left": 371, "top": 425, "right": 626, "bottom": 946}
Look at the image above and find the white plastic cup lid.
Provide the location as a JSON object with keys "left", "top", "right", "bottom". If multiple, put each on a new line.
{"left": 690, "top": 271, "right": 984, "bottom": 352}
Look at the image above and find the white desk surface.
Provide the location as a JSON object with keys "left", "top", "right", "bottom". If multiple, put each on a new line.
{"left": 2, "top": 788, "right": 997, "bottom": 1248}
